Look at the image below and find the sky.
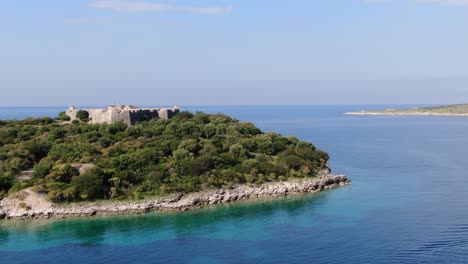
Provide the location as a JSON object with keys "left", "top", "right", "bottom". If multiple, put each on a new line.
{"left": 1, "top": 0, "right": 468, "bottom": 106}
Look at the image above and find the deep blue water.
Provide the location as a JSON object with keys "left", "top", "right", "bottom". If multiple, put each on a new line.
{"left": 1, "top": 105, "right": 468, "bottom": 264}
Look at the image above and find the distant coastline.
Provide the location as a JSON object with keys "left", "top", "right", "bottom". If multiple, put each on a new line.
{"left": 345, "top": 112, "right": 468, "bottom": 117}
{"left": 345, "top": 104, "right": 468, "bottom": 117}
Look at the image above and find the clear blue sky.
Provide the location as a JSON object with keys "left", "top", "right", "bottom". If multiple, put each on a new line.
{"left": 1, "top": 0, "right": 468, "bottom": 106}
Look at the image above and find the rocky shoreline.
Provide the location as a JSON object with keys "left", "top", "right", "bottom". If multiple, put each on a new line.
{"left": 0, "top": 173, "right": 350, "bottom": 220}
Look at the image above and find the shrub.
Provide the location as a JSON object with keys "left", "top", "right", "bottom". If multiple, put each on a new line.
{"left": 107, "top": 122, "right": 127, "bottom": 134}
{"left": 24, "top": 140, "right": 53, "bottom": 162}
{"left": 18, "top": 202, "right": 30, "bottom": 209}
{"left": 57, "top": 112, "right": 71, "bottom": 121}
{"left": 45, "top": 164, "right": 79, "bottom": 183}
{"left": 33, "top": 159, "right": 54, "bottom": 178}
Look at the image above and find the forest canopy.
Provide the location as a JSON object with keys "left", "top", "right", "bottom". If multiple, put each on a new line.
{"left": 0, "top": 112, "right": 329, "bottom": 202}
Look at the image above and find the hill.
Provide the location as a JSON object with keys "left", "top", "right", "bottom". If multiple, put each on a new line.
{"left": 0, "top": 111, "right": 331, "bottom": 203}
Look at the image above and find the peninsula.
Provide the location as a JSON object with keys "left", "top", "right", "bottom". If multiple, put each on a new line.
{"left": 0, "top": 106, "right": 349, "bottom": 219}
{"left": 345, "top": 104, "right": 468, "bottom": 116}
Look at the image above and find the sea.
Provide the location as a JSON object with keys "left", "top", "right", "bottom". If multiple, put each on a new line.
{"left": 1, "top": 105, "right": 468, "bottom": 264}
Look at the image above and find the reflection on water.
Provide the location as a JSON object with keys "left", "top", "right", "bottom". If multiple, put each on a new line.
{"left": 0, "top": 192, "right": 329, "bottom": 250}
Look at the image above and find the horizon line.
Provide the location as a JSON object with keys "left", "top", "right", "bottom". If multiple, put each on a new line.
{"left": 0, "top": 103, "right": 463, "bottom": 108}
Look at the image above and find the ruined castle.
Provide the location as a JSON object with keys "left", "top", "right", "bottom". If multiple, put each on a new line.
{"left": 65, "top": 105, "right": 180, "bottom": 126}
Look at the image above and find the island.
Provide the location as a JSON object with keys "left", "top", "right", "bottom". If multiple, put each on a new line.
{"left": 0, "top": 106, "right": 349, "bottom": 220}
{"left": 345, "top": 103, "right": 468, "bottom": 116}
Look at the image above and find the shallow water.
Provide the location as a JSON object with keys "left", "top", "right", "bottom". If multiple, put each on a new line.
{"left": 1, "top": 105, "right": 468, "bottom": 263}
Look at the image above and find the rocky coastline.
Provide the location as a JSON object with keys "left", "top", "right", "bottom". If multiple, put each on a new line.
{"left": 0, "top": 172, "right": 350, "bottom": 220}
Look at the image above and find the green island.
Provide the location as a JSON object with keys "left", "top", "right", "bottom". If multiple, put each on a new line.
{"left": 0, "top": 111, "right": 334, "bottom": 206}
{"left": 345, "top": 103, "right": 468, "bottom": 116}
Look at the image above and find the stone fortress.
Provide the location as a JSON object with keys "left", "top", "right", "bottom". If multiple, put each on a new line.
{"left": 65, "top": 105, "right": 180, "bottom": 126}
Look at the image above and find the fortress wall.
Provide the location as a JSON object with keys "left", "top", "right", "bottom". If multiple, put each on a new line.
{"left": 65, "top": 106, "right": 180, "bottom": 125}
{"left": 129, "top": 109, "right": 159, "bottom": 124}
{"left": 168, "top": 109, "right": 180, "bottom": 119}
{"left": 158, "top": 109, "right": 169, "bottom": 120}
{"left": 87, "top": 109, "right": 113, "bottom": 125}
{"left": 65, "top": 110, "right": 77, "bottom": 120}
{"left": 110, "top": 109, "right": 131, "bottom": 125}
{"left": 157, "top": 108, "right": 180, "bottom": 119}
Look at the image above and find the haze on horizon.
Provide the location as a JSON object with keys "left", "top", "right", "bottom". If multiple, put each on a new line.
{"left": 1, "top": 0, "right": 468, "bottom": 106}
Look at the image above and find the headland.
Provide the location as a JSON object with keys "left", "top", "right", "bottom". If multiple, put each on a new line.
{"left": 0, "top": 107, "right": 349, "bottom": 220}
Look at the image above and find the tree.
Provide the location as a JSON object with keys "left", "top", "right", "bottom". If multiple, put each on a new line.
{"left": 203, "top": 123, "right": 217, "bottom": 138}
{"left": 6, "top": 157, "right": 31, "bottom": 173}
{"left": 33, "top": 159, "right": 54, "bottom": 178}
{"left": 47, "top": 128, "right": 65, "bottom": 142}
{"left": 108, "top": 177, "right": 121, "bottom": 199}
{"left": 62, "top": 186, "right": 77, "bottom": 203}
{"left": 283, "top": 156, "right": 304, "bottom": 171}
{"left": 71, "top": 167, "right": 104, "bottom": 200}
{"left": 45, "top": 164, "right": 79, "bottom": 183}
{"left": 57, "top": 112, "right": 71, "bottom": 121}
{"left": 229, "top": 143, "right": 248, "bottom": 159}
{"left": 76, "top": 110, "right": 89, "bottom": 121}
{"left": 238, "top": 122, "right": 261, "bottom": 136}
{"left": 0, "top": 172, "right": 14, "bottom": 195}
{"left": 107, "top": 122, "right": 127, "bottom": 134}
{"left": 23, "top": 140, "right": 53, "bottom": 162}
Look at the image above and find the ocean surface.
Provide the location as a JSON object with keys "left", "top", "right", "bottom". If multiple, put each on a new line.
{"left": 1, "top": 105, "right": 468, "bottom": 264}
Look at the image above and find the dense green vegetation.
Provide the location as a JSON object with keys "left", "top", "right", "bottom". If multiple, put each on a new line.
{"left": 0, "top": 112, "right": 329, "bottom": 202}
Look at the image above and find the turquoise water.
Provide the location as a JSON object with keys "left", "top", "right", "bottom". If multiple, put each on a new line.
{"left": 1, "top": 105, "right": 468, "bottom": 263}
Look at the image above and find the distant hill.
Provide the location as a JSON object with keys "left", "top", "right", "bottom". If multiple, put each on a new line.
{"left": 345, "top": 104, "right": 468, "bottom": 116}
